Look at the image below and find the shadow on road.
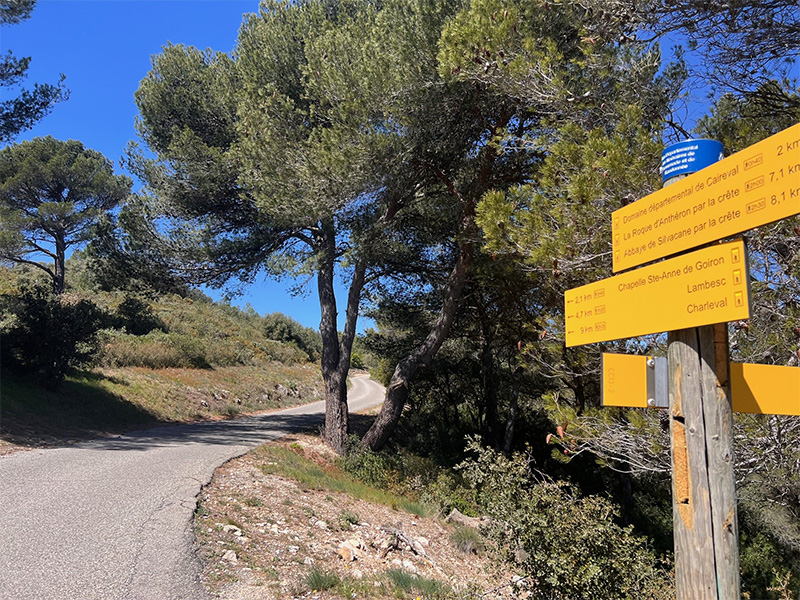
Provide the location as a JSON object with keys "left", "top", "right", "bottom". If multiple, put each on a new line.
{"left": 77, "top": 406, "right": 380, "bottom": 453}
{"left": 77, "top": 410, "right": 324, "bottom": 452}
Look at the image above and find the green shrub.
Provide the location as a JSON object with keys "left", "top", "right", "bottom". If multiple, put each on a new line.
{"left": 337, "top": 510, "right": 360, "bottom": 530}
{"left": 384, "top": 569, "right": 450, "bottom": 598}
{"left": 449, "top": 525, "right": 484, "bottom": 555}
{"left": 262, "top": 312, "right": 321, "bottom": 361}
{"left": 0, "top": 284, "right": 107, "bottom": 386}
{"left": 418, "top": 470, "right": 477, "bottom": 517}
{"left": 113, "top": 295, "right": 165, "bottom": 335}
{"left": 304, "top": 568, "right": 339, "bottom": 592}
{"left": 350, "top": 350, "right": 365, "bottom": 369}
{"left": 458, "top": 438, "right": 673, "bottom": 600}
{"left": 99, "top": 330, "right": 209, "bottom": 369}
{"left": 740, "top": 529, "right": 800, "bottom": 599}
{"left": 341, "top": 436, "right": 391, "bottom": 488}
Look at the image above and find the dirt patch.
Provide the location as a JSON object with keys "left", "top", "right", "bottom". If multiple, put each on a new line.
{"left": 194, "top": 434, "right": 525, "bottom": 599}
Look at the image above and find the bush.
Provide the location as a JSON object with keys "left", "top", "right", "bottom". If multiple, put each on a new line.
{"left": 304, "top": 568, "right": 339, "bottom": 592}
{"left": 350, "top": 350, "right": 364, "bottom": 369}
{"left": 418, "top": 470, "right": 477, "bottom": 517}
{"left": 337, "top": 510, "right": 360, "bottom": 530}
{"left": 98, "top": 330, "right": 209, "bottom": 369}
{"left": 341, "top": 436, "right": 392, "bottom": 488}
{"left": 113, "top": 295, "right": 165, "bottom": 335}
{"left": 458, "top": 438, "right": 673, "bottom": 600}
{"left": 262, "top": 312, "right": 321, "bottom": 361}
{"left": 99, "top": 328, "right": 308, "bottom": 369}
{"left": 384, "top": 569, "right": 450, "bottom": 597}
{"left": 449, "top": 525, "right": 484, "bottom": 555}
{"left": 0, "top": 284, "right": 107, "bottom": 385}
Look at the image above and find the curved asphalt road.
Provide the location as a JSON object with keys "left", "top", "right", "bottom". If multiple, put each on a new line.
{"left": 0, "top": 375, "right": 385, "bottom": 600}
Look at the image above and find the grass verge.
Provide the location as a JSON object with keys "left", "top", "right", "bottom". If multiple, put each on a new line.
{"left": 0, "top": 364, "right": 322, "bottom": 448}
{"left": 253, "top": 444, "right": 432, "bottom": 518}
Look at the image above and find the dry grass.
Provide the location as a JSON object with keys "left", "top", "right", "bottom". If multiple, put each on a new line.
{"left": 0, "top": 364, "right": 323, "bottom": 449}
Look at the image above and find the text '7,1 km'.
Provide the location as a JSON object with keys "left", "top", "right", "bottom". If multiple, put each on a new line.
{"left": 612, "top": 122, "right": 800, "bottom": 272}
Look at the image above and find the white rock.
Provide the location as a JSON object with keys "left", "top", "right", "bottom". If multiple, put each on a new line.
{"left": 222, "top": 525, "right": 242, "bottom": 535}
{"left": 222, "top": 550, "right": 238, "bottom": 564}
{"left": 288, "top": 545, "right": 299, "bottom": 554}
{"left": 337, "top": 541, "right": 359, "bottom": 562}
{"left": 304, "top": 557, "right": 315, "bottom": 565}
{"left": 402, "top": 559, "right": 417, "bottom": 574}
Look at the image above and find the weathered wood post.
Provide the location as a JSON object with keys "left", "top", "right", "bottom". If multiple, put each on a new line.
{"left": 668, "top": 324, "right": 739, "bottom": 597}
{"left": 664, "top": 146, "right": 740, "bottom": 600}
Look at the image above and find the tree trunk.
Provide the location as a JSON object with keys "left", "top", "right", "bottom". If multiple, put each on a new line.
{"left": 361, "top": 113, "right": 508, "bottom": 451}
{"left": 317, "top": 222, "right": 367, "bottom": 454}
{"left": 361, "top": 213, "right": 475, "bottom": 450}
{"left": 479, "top": 315, "right": 501, "bottom": 446}
{"left": 53, "top": 231, "right": 66, "bottom": 294}
{"left": 502, "top": 367, "right": 522, "bottom": 455}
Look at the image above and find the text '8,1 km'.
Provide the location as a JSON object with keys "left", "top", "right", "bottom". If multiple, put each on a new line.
{"left": 612, "top": 123, "right": 800, "bottom": 273}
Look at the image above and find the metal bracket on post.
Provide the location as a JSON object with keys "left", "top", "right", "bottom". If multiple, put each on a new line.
{"left": 646, "top": 357, "right": 668, "bottom": 409}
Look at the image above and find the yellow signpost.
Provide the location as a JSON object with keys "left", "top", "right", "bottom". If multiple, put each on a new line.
{"left": 566, "top": 123, "right": 799, "bottom": 600}
{"left": 601, "top": 355, "right": 800, "bottom": 416}
{"left": 601, "top": 353, "right": 649, "bottom": 408}
{"left": 601, "top": 353, "right": 667, "bottom": 408}
{"left": 612, "top": 123, "right": 800, "bottom": 273}
{"left": 730, "top": 362, "right": 800, "bottom": 416}
{"left": 565, "top": 239, "right": 750, "bottom": 347}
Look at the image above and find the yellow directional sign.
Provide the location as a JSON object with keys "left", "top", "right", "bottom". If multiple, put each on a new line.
{"left": 600, "top": 357, "right": 799, "bottom": 416}
{"left": 731, "top": 362, "right": 800, "bottom": 416}
{"left": 601, "top": 353, "right": 667, "bottom": 408}
{"left": 565, "top": 240, "right": 750, "bottom": 347}
{"left": 612, "top": 123, "right": 800, "bottom": 272}
{"left": 602, "top": 354, "right": 649, "bottom": 407}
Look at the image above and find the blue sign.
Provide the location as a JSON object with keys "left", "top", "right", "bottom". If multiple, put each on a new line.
{"left": 661, "top": 139, "right": 724, "bottom": 182}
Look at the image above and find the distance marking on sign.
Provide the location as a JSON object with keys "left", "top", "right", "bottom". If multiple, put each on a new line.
{"left": 612, "top": 122, "right": 800, "bottom": 272}
{"left": 565, "top": 240, "right": 750, "bottom": 347}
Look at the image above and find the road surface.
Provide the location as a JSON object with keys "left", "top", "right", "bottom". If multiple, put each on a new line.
{"left": 0, "top": 375, "right": 385, "bottom": 600}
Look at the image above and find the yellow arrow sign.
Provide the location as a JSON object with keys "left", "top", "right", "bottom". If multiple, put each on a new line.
{"left": 601, "top": 355, "right": 800, "bottom": 416}
{"left": 612, "top": 123, "right": 800, "bottom": 272}
{"left": 601, "top": 353, "right": 667, "bottom": 408}
{"left": 730, "top": 362, "right": 800, "bottom": 416}
{"left": 565, "top": 240, "right": 750, "bottom": 347}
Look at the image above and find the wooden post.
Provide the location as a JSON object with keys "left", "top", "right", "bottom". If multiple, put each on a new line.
{"left": 664, "top": 158, "right": 740, "bottom": 598}
{"left": 668, "top": 324, "right": 739, "bottom": 598}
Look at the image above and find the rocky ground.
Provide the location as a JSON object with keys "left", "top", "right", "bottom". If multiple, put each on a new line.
{"left": 193, "top": 434, "right": 526, "bottom": 600}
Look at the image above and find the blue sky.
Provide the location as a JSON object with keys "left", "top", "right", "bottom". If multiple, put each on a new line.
{"left": 3, "top": 0, "right": 363, "bottom": 332}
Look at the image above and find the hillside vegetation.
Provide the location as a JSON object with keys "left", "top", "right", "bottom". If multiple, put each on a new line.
{"left": 0, "top": 261, "right": 324, "bottom": 448}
